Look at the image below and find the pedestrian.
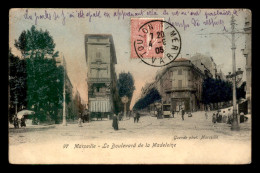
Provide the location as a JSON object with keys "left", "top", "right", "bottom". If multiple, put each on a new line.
{"left": 181, "top": 108, "right": 185, "bottom": 121}
{"left": 87, "top": 110, "right": 90, "bottom": 123}
{"left": 21, "top": 116, "right": 26, "bottom": 127}
{"left": 157, "top": 109, "right": 160, "bottom": 119}
{"left": 205, "top": 111, "right": 208, "bottom": 119}
{"left": 222, "top": 111, "right": 228, "bottom": 123}
{"left": 227, "top": 113, "right": 233, "bottom": 124}
{"left": 218, "top": 112, "right": 223, "bottom": 123}
{"left": 112, "top": 114, "right": 119, "bottom": 130}
{"left": 240, "top": 112, "right": 248, "bottom": 123}
{"left": 212, "top": 113, "right": 217, "bottom": 123}
{"left": 134, "top": 111, "right": 137, "bottom": 123}
{"left": 82, "top": 113, "right": 85, "bottom": 123}
{"left": 78, "top": 117, "right": 83, "bottom": 127}
{"left": 136, "top": 111, "right": 140, "bottom": 123}
{"left": 13, "top": 116, "right": 19, "bottom": 128}
{"left": 172, "top": 110, "right": 175, "bottom": 118}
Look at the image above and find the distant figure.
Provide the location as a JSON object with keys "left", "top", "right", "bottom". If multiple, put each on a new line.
{"left": 13, "top": 116, "right": 19, "bottom": 128}
{"left": 212, "top": 113, "right": 217, "bottom": 124}
{"left": 86, "top": 110, "right": 90, "bottom": 123}
{"left": 112, "top": 114, "right": 119, "bottom": 130}
{"left": 181, "top": 109, "right": 185, "bottom": 121}
{"left": 227, "top": 113, "right": 233, "bottom": 124}
{"left": 134, "top": 111, "right": 137, "bottom": 123}
{"left": 240, "top": 112, "right": 248, "bottom": 123}
{"left": 78, "top": 117, "right": 83, "bottom": 127}
{"left": 222, "top": 111, "right": 228, "bottom": 123}
{"left": 205, "top": 111, "right": 208, "bottom": 119}
{"left": 81, "top": 113, "right": 85, "bottom": 123}
{"left": 136, "top": 111, "right": 140, "bottom": 123}
{"left": 20, "top": 116, "right": 26, "bottom": 127}
{"left": 217, "top": 111, "right": 222, "bottom": 123}
{"left": 157, "top": 109, "right": 160, "bottom": 119}
{"left": 172, "top": 110, "right": 175, "bottom": 118}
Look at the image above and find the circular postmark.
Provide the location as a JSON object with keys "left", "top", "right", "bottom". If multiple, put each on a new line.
{"left": 133, "top": 20, "right": 181, "bottom": 67}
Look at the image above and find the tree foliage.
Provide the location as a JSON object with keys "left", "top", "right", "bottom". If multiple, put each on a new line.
{"left": 15, "top": 25, "right": 59, "bottom": 58}
{"left": 133, "top": 88, "right": 161, "bottom": 110}
{"left": 117, "top": 72, "right": 135, "bottom": 98}
{"left": 9, "top": 49, "right": 27, "bottom": 120}
{"left": 202, "top": 77, "right": 233, "bottom": 104}
{"left": 236, "top": 81, "right": 246, "bottom": 100}
{"left": 13, "top": 25, "right": 69, "bottom": 123}
{"left": 26, "top": 54, "right": 64, "bottom": 122}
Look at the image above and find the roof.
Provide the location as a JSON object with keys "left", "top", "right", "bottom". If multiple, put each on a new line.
{"left": 85, "top": 34, "right": 117, "bottom": 64}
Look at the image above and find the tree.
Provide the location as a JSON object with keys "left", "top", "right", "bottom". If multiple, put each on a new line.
{"left": 117, "top": 72, "right": 135, "bottom": 98}
{"left": 9, "top": 49, "right": 27, "bottom": 121}
{"left": 133, "top": 87, "right": 161, "bottom": 110}
{"left": 15, "top": 25, "right": 59, "bottom": 59}
{"left": 26, "top": 55, "right": 64, "bottom": 122}
{"left": 14, "top": 25, "right": 63, "bottom": 123}
{"left": 202, "top": 77, "right": 234, "bottom": 109}
{"left": 236, "top": 81, "right": 246, "bottom": 100}
{"left": 117, "top": 72, "right": 135, "bottom": 111}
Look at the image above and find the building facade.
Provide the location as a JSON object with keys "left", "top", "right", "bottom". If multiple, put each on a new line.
{"left": 153, "top": 58, "right": 207, "bottom": 112}
{"left": 85, "top": 34, "right": 119, "bottom": 118}
{"left": 190, "top": 53, "right": 216, "bottom": 79}
{"left": 242, "top": 16, "right": 252, "bottom": 114}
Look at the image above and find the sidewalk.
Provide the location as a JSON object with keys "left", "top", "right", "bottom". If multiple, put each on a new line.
{"left": 9, "top": 123, "right": 56, "bottom": 132}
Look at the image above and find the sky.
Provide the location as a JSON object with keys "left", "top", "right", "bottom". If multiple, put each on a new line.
{"left": 9, "top": 8, "right": 251, "bottom": 109}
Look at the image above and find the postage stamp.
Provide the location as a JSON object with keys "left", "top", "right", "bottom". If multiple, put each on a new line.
{"left": 131, "top": 18, "right": 181, "bottom": 67}
{"left": 8, "top": 8, "right": 252, "bottom": 164}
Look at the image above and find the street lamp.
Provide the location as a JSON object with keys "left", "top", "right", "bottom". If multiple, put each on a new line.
{"left": 230, "top": 15, "right": 239, "bottom": 131}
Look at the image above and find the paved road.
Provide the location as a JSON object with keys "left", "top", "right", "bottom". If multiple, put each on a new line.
{"left": 8, "top": 111, "right": 251, "bottom": 164}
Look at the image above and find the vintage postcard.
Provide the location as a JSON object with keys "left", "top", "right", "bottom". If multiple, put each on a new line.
{"left": 8, "top": 8, "right": 252, "bottom": 164}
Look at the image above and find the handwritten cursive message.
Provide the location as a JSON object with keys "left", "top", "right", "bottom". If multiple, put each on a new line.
{"left": 22, "top": 9, "right": 242, "bottom": 31}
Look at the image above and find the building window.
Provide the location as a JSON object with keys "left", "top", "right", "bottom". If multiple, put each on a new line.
{"left": 178, "top": 69, "right": 182, "bottom": 75}
{"left": 178, "top": 80, "right": 182, "bottom": 88}
{"left": 96, "top": 51, "right": 101, "bottom": 59}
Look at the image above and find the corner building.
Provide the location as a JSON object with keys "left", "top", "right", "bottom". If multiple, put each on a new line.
{"left": 155, "top": 58, "right": 209, "bottom": 112}
{"left": 85, "top": 34, "right": 119, "bottom": 118}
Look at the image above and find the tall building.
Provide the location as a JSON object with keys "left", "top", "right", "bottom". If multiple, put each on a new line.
{"left": 242, "top": 16, "right": 252, "bottom": 114}
{"left": 85, "top": 34, "right": 119, "bottom": 118}
{"left": 55, "top": 56, "right": 75, "bottom": 120}
{"left": 190, "top": 53, "right": 216, "bottom": 79}
{"left": 153, "top": 57, "right": 208, "bottom": 112}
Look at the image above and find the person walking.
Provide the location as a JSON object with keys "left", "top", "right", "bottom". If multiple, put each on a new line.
{"left": 205, "top": 111, "right": 208, "bottom": 120}
{"left": 86, "top": 110, "right": 90, "bottom": 123}
{"left": 20, "top": 116, "right": 26, "bottom": 127}
{"left": 112, "top": 114, "right": 119, "bottom": 130}
{"left": 78, "top": 117, "right": 83, "bottom": 127}
{"left": 212, "top": 113, "right": 217, "bottom": 124}
{"left": 181, "top": 108, "right": 185, "bottom": 121}
{"left": 13, "top": 115, "right": 19, "bottom": 128}
{"left": 134, "top": 111, "right": 137, "bottom": 123}
{"left": 136, "top": 111, "right": 140, "bottom": 123}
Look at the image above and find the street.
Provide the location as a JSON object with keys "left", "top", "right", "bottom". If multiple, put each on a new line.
{"left": 9, "top": 111, "right": 251, "bottom": 164}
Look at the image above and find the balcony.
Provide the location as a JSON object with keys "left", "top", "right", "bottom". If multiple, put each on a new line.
{"left": 87, "top": 78, "right": 111, "bottom": 83}
{"left": 164, "top": 86, "right": 196, "bottom": 93}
